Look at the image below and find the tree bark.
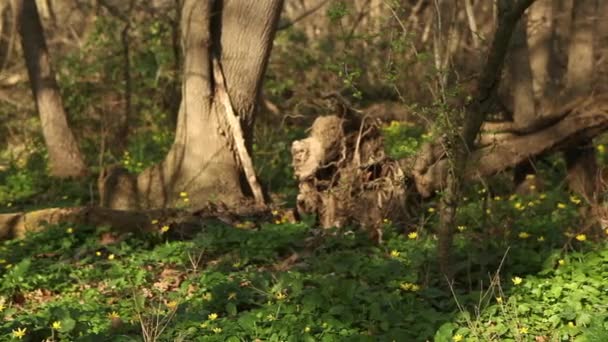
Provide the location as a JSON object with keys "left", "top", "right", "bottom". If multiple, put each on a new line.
{"left": 527, "top": 0, "right": 556, "bottom": 101}
{"left": 100, "top": 0, "right": 283, "bottom": 210}
{"left": 564, "top": 0, "right": 598, "bottom": 199}
{"left": 509, "top": 15, "right": 541, "bottom": 193}
{"left": 15, "top": 0, "right": 88, "bottom": 178}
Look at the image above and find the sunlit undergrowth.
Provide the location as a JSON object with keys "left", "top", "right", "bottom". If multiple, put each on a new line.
{"left": 1, "top": 181, "right": 607, "bottom": 341}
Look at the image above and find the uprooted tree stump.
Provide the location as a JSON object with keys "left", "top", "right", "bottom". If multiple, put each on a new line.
{"left": 292, "top": 115, "right": 414, "bottom": 232}
{"left": 292, "top": 94, "right": 608, "bottom": 230}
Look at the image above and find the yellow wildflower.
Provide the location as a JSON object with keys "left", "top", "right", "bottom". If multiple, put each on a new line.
{"left": 200, "top": 322, "right": 209, "bottom": 329}
{"left": 575, "top": 234, "right": 587, "bottom": 241}
{"left": 66, "top": 227, "right": 74, "bottom": 234}
{"left": 151, "top": 219, "right": 159, "bottom": 224}
{"left": 304, "top": 326, "right": 311, "bottom": 333}
{"left": 108, "top": 311, "right": 120, "bottom": 319}
{"left": 228, "top": 292, "right": 237, "bottom": 300}
{"left": 212, "top": 327, "right": 222, "bottom": 334}
{"left": 514, "top": 202, "right": 524, "bottom": 210}
{"left": 390, "top": 250, "right": 400, "bottom": 258}
{"left": 275, "top": 292, "right": 287, "bottom": 300}
{"left": 512, "top": 276, "right": 523, "bottom": 285}
{"left": 453, "top": 334, "right": 464, "bottom": 342}
{"left": 525, "top": 174, "right": 535, "bottom": 180}
{"left": 518, "top": 232, "right": 530, "bottom": 239}
{"left": 428, "top": 207, "right": 436, "bottom": 213}
{"left": 457, "top": 225, "right": 466, "bottom": 232}
{"left": 0, "top": 303, "right": 5, "bottom": 311}
{"left": 558, "top": 259, "right": 565, "bottom": 266}
{"left": 496, "top": 297, "right": 503, "bottom": 303}
{"left": 486, "top": 209, "right": 491, "bottom": 214}
{"left": 52, "top": 321, "right": 62, "bottom": 330}
{"left": 568, "top": 321, "right": 575, "bottom": 328}
{"left": 167, "top": 301, "right": 178, "bottom": 309}
{"left": 96, "top": 251, "right": 102, "bottom": 256}
{"left": 519, "top": 327, "right": 528, "bottom": 334}
{"left": 537, "top": 236, "right": 545, "bottom": 242}
{"left": 108, "top": 254, "right": 115, "bottom": 260}
{"left": 400, "top": 282, "right": 420, "bottom": 291}
{"left": 183, "top": 198, "right": 190, "bottom": 203}
{"left": 11, "top": 327, "right": 26, "bottom": 339}
{"left": 400, "top": 282, "right": 412, "bottom": 291}
{"left": 529, "top": 185, "right": 536, "bottom": 191}
{"left": 597, "top": 144, "right": 605, "bottom": 153}
{"left": 527, "top": 201, "right": 535, "bottom": 207}
{"left": 557, "top": 203, "right": 567, "bottom": 209}
{"left": 160, "top": 225, "right": 170, "bottom": 233}
{"left": 493, "top": 196, "right": 502, "bottom": 201}
{"left": 208, "top": 313, "right": 218, "bottom": 321}
{"left": 179, "top": 192, "right": 188, "bottom": 198}
{"left": 570, "top": 196, "right": 581, "bottom": 205}
{"left": 408, "top": 232, "right": 418, "bottom": 240}
{"left": 383, "top": 218, "right": 391, "bottom": 224}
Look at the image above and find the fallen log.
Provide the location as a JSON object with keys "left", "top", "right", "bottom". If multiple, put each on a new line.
{"left": 0, "top": 202, "right": 277, "bottom": 240}
{"left": 414, "top": 94, "right": 608, "bottom": 196}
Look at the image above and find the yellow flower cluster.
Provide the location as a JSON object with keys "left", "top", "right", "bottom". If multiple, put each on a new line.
{"left": 400, "top": 282, "right": 420, "bottom": 292}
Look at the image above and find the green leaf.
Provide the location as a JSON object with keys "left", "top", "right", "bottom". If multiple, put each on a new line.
{"left": 226, "top": 302, "right": 237, "bottom": 316}
{"left": 434, "top": 322, "right": 456, "bottom": 342}
{"left": 61, "top": 317, "right": 76, "bottom": 332}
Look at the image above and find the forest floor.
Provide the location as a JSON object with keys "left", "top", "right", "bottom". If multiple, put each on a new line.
{"left": 0, "top": 167, "right": 607, "bottom": 341}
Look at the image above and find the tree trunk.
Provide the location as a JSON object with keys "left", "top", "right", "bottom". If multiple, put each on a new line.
{"left": 15, "top": 0, "right": 88, "bottom": 178}
{"left": 509, "top": 15, "right": 540, "bottom": 193}
{"left": 527, "top": 0, "right": 556, "bottom": 101}
{"left": 101, "top": 0, "right": 283, "bottom": 210}
{"left": 564, "top": 0, "right": 598, "bottom": 199}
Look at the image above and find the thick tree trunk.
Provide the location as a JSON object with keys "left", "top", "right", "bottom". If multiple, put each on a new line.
{"left": 100, "top": 0, "right": 283, "bottom": 210}
{"left": 564, "top": 0, "right": 598, "bottom": 199}
{"left": 15, "top": 0, "right": 88, "bottom": 178}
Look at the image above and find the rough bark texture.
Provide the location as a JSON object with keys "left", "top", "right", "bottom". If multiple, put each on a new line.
{"left": 564, "top": 0, "right": 598, "bottom": 199}
{"left": 100, "top": 0, "right": 283, "bottom": 210}
{"left": 15, "top": 0, "right": 88, "bottom": 178}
